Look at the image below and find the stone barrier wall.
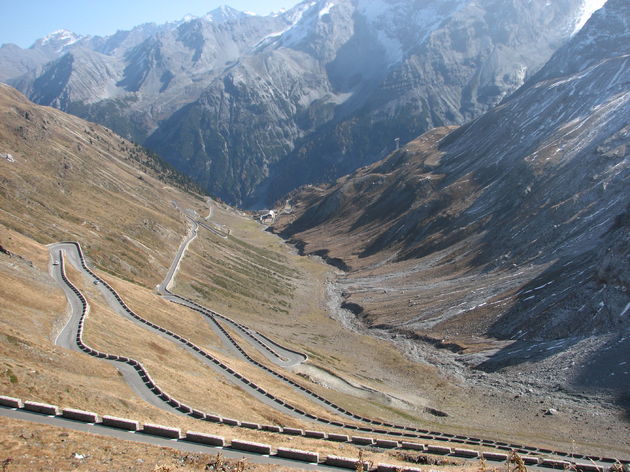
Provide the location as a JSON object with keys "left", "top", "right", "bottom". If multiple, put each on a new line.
{"left": 142, "top": 423, "right": 182, "bottom": 439}
{"left": 276, "top": 447, "right": 319, "bottom": 463}
{"left": 0, "top": 393, "right": 619, "bottom": 472}
{"left": 62, "top": 408, "right": 99, "bottom": 423}
{"left": 23, "top": 401, "right": 61, "bottom": 416}
{"left": 230, "top": 439, "right": 272, "bottom": 455}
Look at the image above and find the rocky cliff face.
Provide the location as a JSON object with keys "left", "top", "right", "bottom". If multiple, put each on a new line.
{"left": 150, "top": 0, "right": 597, "bottom": 206}
{"left": 2, "top": 0, "right": 601, "bottom": 206}
{"left": 272, "top": 0, "right": 629, "bottom": 389}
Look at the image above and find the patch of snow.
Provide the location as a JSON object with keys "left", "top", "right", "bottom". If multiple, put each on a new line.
{"left": 284, "top": 1, "right": 317, "bottom": 23}
{"left": 272, "top": 8, "right": 287, "bottom": 17}
{"left": 41, "top": 29, "right": 79, "bottom": 46}
{"left": 357, "top": 0, "right": 467, "bottom": 66}
{"left": 521, "top": 281, "right": 553, "bottom": 296}
{"left": 572, "top": 0, "right": 607, "bottom": 35}
{"left": 319, "top": 1, "right": 335, "bottom": 18}
{"left": 254, "top": 2, "right": 316, "bottom": 48}
{"left": 255, "top": 30, "right": 284, "bottom": 46}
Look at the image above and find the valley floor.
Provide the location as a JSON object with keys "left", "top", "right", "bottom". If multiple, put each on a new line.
{"left": 322, "top": 276, "right": 630, "bottom": 459}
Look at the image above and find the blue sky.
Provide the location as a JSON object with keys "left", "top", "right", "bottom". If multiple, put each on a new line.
{"left": 0, "top": 0, "right": 300, "bottom": 48}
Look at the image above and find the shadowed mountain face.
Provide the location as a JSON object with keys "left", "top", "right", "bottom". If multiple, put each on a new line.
{"left": 147, "top": 0, "right": 592, "bottom": 206}
{"left": 272, "top": 0, "right": 629, "bottom": 392}
{"left": 2, "top": 0, "right": 597, "bottom": 206}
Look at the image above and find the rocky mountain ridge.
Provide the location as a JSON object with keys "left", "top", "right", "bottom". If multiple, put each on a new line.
{"left": 4, "top": 7, "right": 289, "bottom": 143}
{"left": 149, "top": 0, "right": 598, "bottom": 206}
{"left": 1, "top": 0, "right": 604, "bottom": 206}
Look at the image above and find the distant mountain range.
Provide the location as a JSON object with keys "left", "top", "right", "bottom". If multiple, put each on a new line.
{"left": 0, "top": 0, "right": 606, "bottom": 206}
{"left": 272, "top": 0, "right": 629, "bottom": 391}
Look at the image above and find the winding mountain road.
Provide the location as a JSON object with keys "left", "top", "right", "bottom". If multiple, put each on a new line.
{"left": 50, "top": 244, "right": 187, "bottom": 415}
{"left": 49, "top": 242, "right": 318, "bottom": 424}
{"left": 157, "top": 213, "right": 306, "bottom": 368}
{"left": 36, "top": 209, "right": 627, "bottom": 470}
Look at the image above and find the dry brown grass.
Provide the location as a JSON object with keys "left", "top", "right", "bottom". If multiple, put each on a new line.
{"left": 99, "top": 272, "right": 224, "bottom": 352}
{"left": 0, "top": 235, "right": 462, "bottom": 470}
{"left": 67, "top": 266, "right": 292, "bottom": 426}
{"left": 0, "top": 415, "right": 481, "bottom": 472}
{"left": 2, "top": 86, "right": 626, "bottom": 465}
{"left": 70, "top": 272, "right": 350, "bottom": 427}
{"left": 0, "top": 83, "right": 206, "bottom": 289}
{"left": 0, "top": 86, "right": 463, "bottom": 469}
{"left": 0, "top": 416, "right": 486, "bottom": 472}
{"left": 0, "top": 229, "right": 142, "bottom": 415}
{"left": 507, "top": 451, "right": 528, "bottom": 472}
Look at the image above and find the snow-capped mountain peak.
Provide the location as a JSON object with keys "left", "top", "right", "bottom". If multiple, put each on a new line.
{"left": 41, "top": 29, "right": 79, "bottom": 44}
{"left": 35, "top": 29, "right": 82, "bottom": 52}
{"left": 205, "top": 5, "right": 246, "bottom": 23}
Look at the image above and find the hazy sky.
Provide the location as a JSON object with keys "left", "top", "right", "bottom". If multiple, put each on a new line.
{"left": 0, "top": 0, "right": 300, "bottom": 48}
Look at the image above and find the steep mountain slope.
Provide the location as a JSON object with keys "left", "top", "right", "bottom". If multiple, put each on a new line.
{"left": 0, "top": 83, "right": 204, "bottom": 285}
{"left": 0, "top": 83, "right": 453, "bottom": 460}
{"left": 0, "top": 84, "right": 373, "bottom": 465}
{"left": 0, "top": 83, "right": 341, "bottom": 444}
{"left": 272, "top": 0, "right": 629, "bottom": 395}
{"left": 259, "top": 0, "right": 602, "bottom": 204}
{"left": 3, "top": 1, "right": 602, "bottom": 206}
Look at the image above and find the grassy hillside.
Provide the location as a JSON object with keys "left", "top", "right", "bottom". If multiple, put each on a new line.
{"left": 0, "top": 83, "right": 205, "bottom": 287}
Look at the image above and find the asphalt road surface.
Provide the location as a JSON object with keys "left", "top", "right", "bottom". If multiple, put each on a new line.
{"left": 0, "top": 406, "right": 342, "bottom": 471}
